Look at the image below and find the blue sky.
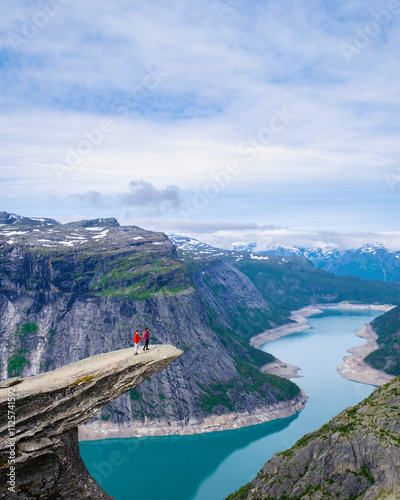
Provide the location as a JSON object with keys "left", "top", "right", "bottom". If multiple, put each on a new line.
{"left": 1, "top": 0, "right": 400, "bottom": 249}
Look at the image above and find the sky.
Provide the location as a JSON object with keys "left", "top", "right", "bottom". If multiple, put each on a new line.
{"left": 1, "top": 0, "right": 400, "bottom": 250}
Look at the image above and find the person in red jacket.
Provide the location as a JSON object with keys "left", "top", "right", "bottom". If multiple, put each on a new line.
{"left": 142, "top": 328, "right": 150, "bottom": 351}
{"left": 133, "top": 330, "right": 142, "bottom": 355}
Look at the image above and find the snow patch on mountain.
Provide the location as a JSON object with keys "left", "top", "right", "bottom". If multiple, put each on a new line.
{"left": 231, "top": 242, "right": 257, "bottom": 252}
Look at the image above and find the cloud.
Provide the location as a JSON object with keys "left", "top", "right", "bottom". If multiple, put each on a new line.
{"left": 120, "top": 180, "right": 181, "bottom": 208}
{"left": 72, "top": 191, "right": 106, "bottom": 210}
{"left": 162, "top": 226, "right": 400, "bottom": 252}
{"left": 129, "top": 218, "right": 278, "bottom": 234}
{"left": 2, "top": 0, "right": 400, "bottom": 233}
{"left": 72, "top": 180, "right": 183, "bottom": 215}
{"left": 115, "top": 216, "right": 400, "bottom": 251}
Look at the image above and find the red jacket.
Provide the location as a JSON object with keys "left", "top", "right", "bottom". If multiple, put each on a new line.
{"left": 134, "top": 333, "right": 142, "bottom": 343}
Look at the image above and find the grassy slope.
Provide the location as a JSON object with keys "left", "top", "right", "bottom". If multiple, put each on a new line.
{"left": 234, "top": 258, "right": 400, "bottom": 334}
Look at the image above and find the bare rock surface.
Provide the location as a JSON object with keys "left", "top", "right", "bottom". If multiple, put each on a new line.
{"left": 0, "top": 345, "right": 181, "bottom": 499}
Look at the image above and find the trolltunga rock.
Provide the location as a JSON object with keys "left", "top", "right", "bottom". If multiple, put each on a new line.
{"left": 0, "top": 345, "right": 182, "bottom": 499}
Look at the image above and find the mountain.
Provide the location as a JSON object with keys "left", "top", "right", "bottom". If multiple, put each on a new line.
{"left": 171, "top": 236, "right": 400, "bottom": 283}
{"left": 226, "top": 375, "right": 400, "bottom": 500}
{"left": 0, "top": 345, "right": 181, "bottom": 499}
{"left": 0, "top": 215, "right": 302, "bottom": 435}
{"left": 169, "top": 234, "right": 244, "bottom": 259}
{"left": 1, "top": 215, "right": 400, "bottom": 437}
{"left": 231, "top": 242, "right": 257, "bottom": 252}
{"left": 0, "top": 211, "right": 60, "bottom": 229}
{"left": 260, "top": 243, "right": 400, "bottom": 283}
{"left": 365, "top": 305, "right": 400, "bottom": 376}
{"left": 319, "top": 244, "right": 400, "bottom": 282}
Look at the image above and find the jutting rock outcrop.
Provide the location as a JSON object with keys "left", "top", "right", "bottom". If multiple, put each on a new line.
{"left": 227, "top": 376, "right": 400, "bottom": 500}
{"left": 0, "top": 345, "right": 182, "bottom": 499}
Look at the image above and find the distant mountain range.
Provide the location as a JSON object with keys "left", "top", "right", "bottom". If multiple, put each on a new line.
{"left": 260, "top": 243, "right": 400, "bottom": 282}
{"left": 169, "top": 236, "right": 400, "bottom": 283}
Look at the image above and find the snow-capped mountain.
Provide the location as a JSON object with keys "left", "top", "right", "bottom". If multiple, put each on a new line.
{"left": 0, "top": 211, "right": 60, "bottom": 228}
{"left": 261, "top": 243, "right": 400, "bottom": 282}
{"left": 170, "top": 234, "right": 400, "bottom": 283}
{"left": 169, "top": 235, "right": 308, "bottom": 266}
{"left": 231, "top": 242, "right": 257, "bottom": 252}
{"left": 168, "top": 235, "right": 241, "bottom": 259}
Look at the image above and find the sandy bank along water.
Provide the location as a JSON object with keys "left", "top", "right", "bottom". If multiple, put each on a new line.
{"left": 79, "top": 388, "right": 307, "bottom": 440}
{"left": 253, "top": 302, "right": 395, "bottom": 386}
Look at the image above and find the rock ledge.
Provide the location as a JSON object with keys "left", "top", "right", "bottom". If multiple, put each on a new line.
{"left": 0, "top": 345, "right": 182, "bottom": 499}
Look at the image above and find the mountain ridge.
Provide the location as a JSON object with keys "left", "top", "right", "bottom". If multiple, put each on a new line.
{"left": 169, "top": 235, "right": 400, "bottom": 283}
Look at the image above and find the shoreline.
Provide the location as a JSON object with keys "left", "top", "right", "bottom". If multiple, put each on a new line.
{"left": 250, "top": 302, "right": 394, "bottom": 350}
{"left": 254, "top": 301, "right": 395, "bottom": 386}
{"left": 337, "top": 323, "right": 395, "bottom": 386}
{"left": 79, "top": 388, "right": 308, "bottom": 440}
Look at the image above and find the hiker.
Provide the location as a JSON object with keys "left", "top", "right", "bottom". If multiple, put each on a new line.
{"left": 134, "top": 329, "right": 142, "bottom": 355}
{"left": 143, "top": 328, "right": 150, "bottom": 351}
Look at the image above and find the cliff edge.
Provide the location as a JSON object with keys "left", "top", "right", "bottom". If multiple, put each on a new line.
{"left": 0, "top": 345, "right": 182, "bottom": 499}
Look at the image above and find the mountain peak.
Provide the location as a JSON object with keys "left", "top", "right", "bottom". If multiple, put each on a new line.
{"left": 231, "top": 242, "right": 257, "bottom": 252}
{"left": 0, "top": 211, "right": 60, "bottom": 228}
{"left": 62, "top": 217, "right": 120, "bottom": 229}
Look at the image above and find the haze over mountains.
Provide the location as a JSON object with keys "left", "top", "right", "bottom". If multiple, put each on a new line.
{"left": 2, "top": 214, "right": 399, "bottom": 284}
{"left": 170, "top": 235, "right": 400, "bottom": 283}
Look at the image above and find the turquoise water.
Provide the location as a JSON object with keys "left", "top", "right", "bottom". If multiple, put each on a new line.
{"left": 80, "top": 310, "right": 382, "bottom": 500}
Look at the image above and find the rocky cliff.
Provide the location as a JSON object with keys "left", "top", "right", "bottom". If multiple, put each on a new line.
{"left": 1, "top": 213, "right": 399, "bottom": 437}
{"left": 0, "top": 214, "right": 304, "bottom": 437}
{"left": 227, "top": 376, "right": 400, "bottom": 500}
{"left": 0, "top": 344, "right": 182, "bottom": 499}
{"left": 365, "top": 305, "right": 400, "bottom": 376}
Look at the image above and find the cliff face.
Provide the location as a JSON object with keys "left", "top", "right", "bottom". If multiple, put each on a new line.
{"left": 365, "top": 305, "right": 400, "bottom": 376}
{"left": 0, "top": 216, "right": 303, "bottom": 436}
{"left": 227, "top": 376, "right": 400, "bottom": 500}
{"left": 0, "top": 345, "right": 182, "bottom": 499}
{"left": 1, "top": 213, "right": 399, "bottom": 436}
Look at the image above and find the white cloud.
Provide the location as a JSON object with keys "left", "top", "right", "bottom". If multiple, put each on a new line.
{"left": 166, "top": 226, "right": 400, "bottom": 252}
{"left": 1, "top": 0, "right": 400, "bottom": 232}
